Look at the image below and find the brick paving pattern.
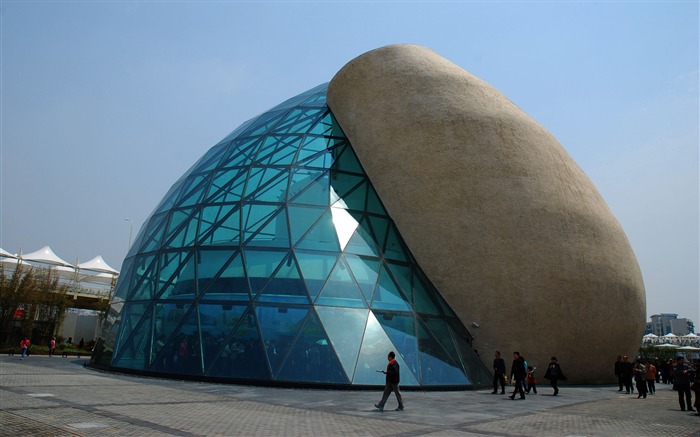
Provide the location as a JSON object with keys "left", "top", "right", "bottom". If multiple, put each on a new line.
{"left": 1, "top": 356, "right": 698, "bottom": 436}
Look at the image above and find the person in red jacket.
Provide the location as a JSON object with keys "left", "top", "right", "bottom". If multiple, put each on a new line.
{"left": 374, "top": 351, "right": 404, "bottom": 411}
{"left": 20, "top": 337, "right": 30, "bottom": 359}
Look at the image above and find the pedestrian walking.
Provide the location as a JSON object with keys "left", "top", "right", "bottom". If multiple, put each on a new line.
{"left": 633, "top": 359, "right": 647, "bottom": 399}
{"left": 20, "top": 337, "right": 30, "bottom": 359}
{"left": 645, "top": 360, "right": 656, "bottom": 394}
{"left": 614, "top": 355, "right": 624, "bottom": 391}
{"left": 374, "top": 351, "right": 404, "bottom": 412}
{"left": 621, "top": 355, "right": 634, "bottom": 393}
{"left": 673, "top": 356, "right": 694, "bottom": 412}
{"left": 544, "top": 356, "right": 567, "bottom": 396}
{"left": 492, "top": 351, "right": 506, "bottom": 394}
{"left": 49, "top": 338, "right": 56, "bottom": 357}
{"left": 508, "top": 352, "right": 526, "bottom": 400}
{"left": 525, "top": 366, "right": 537, "bottom": 394}
{"left": 690, "top": 375, "right": 700, "bottom": 416}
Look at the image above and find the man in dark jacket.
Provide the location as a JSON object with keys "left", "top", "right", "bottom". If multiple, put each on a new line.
{"left": 509, "top": 351, "right": 526, "bottom": 400}
{"left": 614, "top": 355, "right": 624, "bottom": 391}
{"left": 673, "top": 356, "right": 694, "bottom": 411}
{"left": 374, "top": 351, "right": 404, "bottom": 411}
{"left": 621, "top": 355, "right": 634, "bottom": 394}
{"left": 492, "top": 351, "right": 506, "bottom": 394}
{"left": 544, "top": 356, "right": 567, "bottom": 396}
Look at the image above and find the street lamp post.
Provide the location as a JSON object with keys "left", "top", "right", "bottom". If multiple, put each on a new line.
{"left": 124, "top": 218, "right": 133, "bottom": 250}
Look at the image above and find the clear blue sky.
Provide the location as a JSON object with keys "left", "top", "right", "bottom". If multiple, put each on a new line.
{"left": 1, "top": 1, "right": 698, "bottom": 325}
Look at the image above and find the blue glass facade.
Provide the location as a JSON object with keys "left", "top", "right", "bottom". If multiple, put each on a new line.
{"left": 95, "top": 84, "right": 491, "bottom": 387}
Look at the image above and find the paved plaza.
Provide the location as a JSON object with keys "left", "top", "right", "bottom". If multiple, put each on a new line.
{"left": 0, "top": 355, "right": 698, "bottom": 436}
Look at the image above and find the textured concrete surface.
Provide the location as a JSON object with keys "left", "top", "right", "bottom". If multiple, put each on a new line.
{"left": 2, "top": 355, "right": 697, "bottom": 436}
{"left": 327, "top": 44, "right": 646, "bottom": 383}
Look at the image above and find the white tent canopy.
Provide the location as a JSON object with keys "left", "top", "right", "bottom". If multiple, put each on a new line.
{"left": 78, "top": 255, "right": 119, "bottom": 274}
{"left": 22, "top": 246, "right": 75, "bottom": 268}
{"left": 0, "top": 247, "right": 18, "bottom": 258}
{"left": 662, "top": 333, "right": 678, "bottom": 338}
{"left": 684, "top": 333, "right": 699, "bottom": 338}
{"left": 655, "top": 343, "right": 678, "bottom": 348}
{"left": 643, "top": 333, "right": 658, "bottom": 337}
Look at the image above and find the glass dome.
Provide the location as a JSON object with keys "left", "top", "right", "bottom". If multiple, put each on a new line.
{"left": 93, "top": 83, "right": 490, "bottom": 388}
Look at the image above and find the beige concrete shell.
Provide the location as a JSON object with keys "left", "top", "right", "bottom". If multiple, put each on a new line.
{"left": 327, "top": 44, "right": 646, "bottom": 384}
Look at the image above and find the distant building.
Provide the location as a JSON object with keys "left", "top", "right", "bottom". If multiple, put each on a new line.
{"left": 647, "top": 313, "right": 695, "bottom": 336}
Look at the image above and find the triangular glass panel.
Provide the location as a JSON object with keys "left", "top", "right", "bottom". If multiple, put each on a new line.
{"left": 255, "top": 135, "right": 302, "bottom": 166}
{"left": 420, "top": 315, "right": 464, "bottom": 373}
{"left": 188, "top": 142, "right": 227, "bottom": 174}
{"left": 273, "top": 108, "right": 325, "bottom": 134}
{"left": 352, "top": 312, "right": 419, "bottom": 386}
{"left": 448, "top": 318, "right": 488, "bottom": 386}
{"left": 296, "top": 150, "right": 333, "bottom": 170}
{"left": 196, "top": 249, "right": 238, "bottom": 296}
{"left": 198, "top": 302, "right": 247, "bottom": 375}
{"left": 111, "top": 257, "right": 135, "bottom": 301}
{"left": 368, "top": 216, "right": 389, "bottom": 252}
{"left": 128, "top": 254, "right": 158, "bottom": 301}
{"left": 218, "top": 305, "right": 270, "bottom": 379}
{"left": 412, "top": 273, "right": 441, "bottom": 315}
{"left": 316, "top": 306, "right": 368, "bottom": 382}
{"left": 365, "top": 186, "right": 386, "bottom": 215}
{"left": 151, "top": 304, "right": 200, "bottom": 375}
{"left": 219, "top": 137, "right": 263, "bottom": 169}
{"left": 330, "top": 207, "right": 359, "bottom": 251}
{"left": 199, "top": 250, "right": 249, "bottom": 301}
{"left": 198, "top": 205, "right": 241, "bottom": 246}
{"left": 276, "top": 309, "right": 349, "bottom": 384}
{"left": 374, "top": 311, "right": 420, "bottom": 383}
{"left": 333, "top": 146, "right": 365, "bottom": 175}
{"left": 138, "top": 212, "right": 168, "bottom": 253}
{"left": 329, "top": 173, "right": 365, "bottom": 207}
{"left": 151, "top": 302, "right": 193, "bottom": 373}
{"left": 295, "top": 210, "right": 340, "bottom": 252}
{"left": 315, "top": 256, "right": 367, "bottom": 308}
{"left": 199, "top": 304, "right": 248, "bottom": 377}
{"left": 113, "top": 302, "right": 152, "bottom": 370}
{"left": 256, "top": 253, "right": 309, "bottom": 304}
{"left": 294, "top": 251, "right": 337, "bottom": 301}
{"left": 243, "top": 248, "right": 287, "bottom": 297}
{"left": 343, "top": 217, "right": 381, "bottom": 258}
{"left": 205, "top": 168, "right": 248, "bottom": 203}
{"left": 244, "top": 167, "right": 285, "bottom": 200}
{"left": 242, "top": 203, "right": 283, "bottom": 243}
{"left": 344, "top": 254, "right": 380, "bottom": 302}
{"left": 256, "top": 305, "right": 309, "bottom": 377}
{"left": 156, "top": 251, "right": 196, "bottom": 299}
{"left": 245, "top": 109, "right": 288, "bottom": 136}
{"left": 416, "top": 318, "right": 468, "bottom": 385}
{"left": 176, "top": 174, "right": 209, "bottom": 208}
{"left": 386, "top": 262, "right": 413, "bottom": 305}
{"left": 298, "top": 135, "right": 331, "bottom": 161}
{"left": 288, "top": 169, "right": 330, "bottom": 206}
{"left": 371, "top": 264, "right": 412, "bottom": 311}
{"left": 163, "top": 208, "right": 200, "bottom": 249}
{"left": 287, "top": 205, "right": 326, "bottom": 246}
{"left": 383, "top": 224, "right": 408, "bottom": 262}
{"left": 244, "top": 169, "right": 289, "bottom": 203}
{"left": 152, "top": 178, "right": 186, "bottom": 215}
{"left": 244, "top": 206, "right": 289, "bottom": 248}
{"left": 306, "top": 111, "right": 335, "bottom": 136}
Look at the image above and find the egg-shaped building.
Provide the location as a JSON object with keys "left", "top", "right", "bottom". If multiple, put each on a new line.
{"left": 92, "top": 44, "right": 646, "bottom": 387}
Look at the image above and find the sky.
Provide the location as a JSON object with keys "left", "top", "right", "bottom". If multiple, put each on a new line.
{"left": 1, "top": 1, "right": 698, "bottom": 325}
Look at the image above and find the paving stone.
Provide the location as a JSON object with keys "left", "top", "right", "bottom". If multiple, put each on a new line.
{"left": 1, "top": 355, "right": 698, "bottom": 436}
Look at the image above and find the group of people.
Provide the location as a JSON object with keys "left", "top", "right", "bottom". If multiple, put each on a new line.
{"left": 492, "top": 351, "right": 566, "bottom": 399}
{"left": 614, "top": 354, "right": 700, "bottom": 413}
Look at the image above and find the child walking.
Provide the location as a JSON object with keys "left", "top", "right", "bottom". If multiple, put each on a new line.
{"left": 526, "top": 366, "right": 537, "bottom": 394}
